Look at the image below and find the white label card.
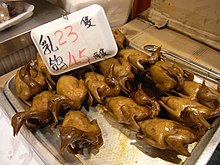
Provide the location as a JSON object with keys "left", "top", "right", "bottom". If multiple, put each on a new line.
{"left": 31, "top": 4, "right": 117, "bottom": 75}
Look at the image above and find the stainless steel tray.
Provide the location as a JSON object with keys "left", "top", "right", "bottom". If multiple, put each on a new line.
{"left": 3, "top": 74, "right": 220, "bottom": 165}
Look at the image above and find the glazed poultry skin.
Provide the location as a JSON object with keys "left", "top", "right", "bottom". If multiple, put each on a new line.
{"left": 175, "top": 81, "right": 201, "bottom": 100}
{"left": 196, "top": 81, "right": 220, "bottom": 110}
{"left": 174, "top": 81, "right": 220, "bottom": 110}
{"left": 98, "top": 57, "right": 134, "bottom": 93}
{"left": 59, "top": 110, "right": 103, "bottom": 154}
{"left": 85, "top": 71, "right": 120, "bottom": 104}
{"left": 15, "top": 63, "right": 46, "bottom": 101}
{"left": 149, "top": 61, "right": 182, "bottom": 93}
{"left": 36, "top": 53, "right": 56, "bottom": 86}
{"left": 112, "top": 29, "right": 128, "bottom": 49}
{"left": 105, "top": 96, "right": 155, "bottom": 131}
{"left": 137, "top": 118, "right": 203, "bottom": 156}
{"left": 11, "top": 91, "right": 53, "bottom": 136}
{"left": 159, "top": 96, "right": 214, "bottom": 123}
{"left": 29, "top": 91, "right": 53, "bottom": 112}
{"left": 48, "top": 94, "right": 79, "bottom": 127}
{"left": 56, "top": 75, "right": 88, "bottom": 108}
{"left": 118, "top": 48, "right": 149, "bottom": 72}
{"left": 133, "top": 84, "right": 161, "bottom": 118}
{"left": 148, "top": 47, "right": 194, "bottom": 93}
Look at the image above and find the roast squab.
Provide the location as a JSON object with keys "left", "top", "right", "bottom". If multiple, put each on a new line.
{"left": 159, "top": 95, "right": 215, "bottom": 129}
{"left": 196, "top": 81, "right": 220, "bottom": 110}
{"left": 132, "top": 83, "right": 161, "bottom": 118}
{"left": 173, "top": 81, "right": 201, "bottom": 100}
{"left": 105, "top": 96, "right": 158, "bottom": 131}
{"left": 118, "top": 48, "right": 149, "bottom": 72}
{"left": 36, "top": 53, "right": 56, "bottom": 87}
{"left": 59, "top": 110, "right": 103, "bottom": 154}
{"left": 98, "top": 57, "right": 134, "bottom": 93}
{"left": 148, "top": 47, "right": 194, "bottom": 93}
{"left": 85, "top": 65, "right": 121, "bottom": 104}
{"left": 11, "top": 91, "right": 53, "bottom": 136}
{"left": 15, "top": 62, "right": 46, "bottom": 102}
{"left": 137, "top": 118, "right": 206, "bottom": 156}
{"left": 174, "top": 80, "right": 220, "bottom": 110}
{"left": 56, "top": 75, "right": 88, "bottom": 108}
{"left": 218, "top": 83, "right": 220, "bottom": 93}
{"left": 112, "top": 29, "right": 129, "bottom": 50}
{"left": 48, "top": 94, "right": 78, "bottom": 127}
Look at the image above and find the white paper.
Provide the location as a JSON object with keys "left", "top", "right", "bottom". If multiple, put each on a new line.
{"left": 0, "top": 107, "right": 45, "bottom": 165}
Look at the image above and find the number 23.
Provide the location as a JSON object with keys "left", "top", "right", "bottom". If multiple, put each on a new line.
{"left": 54, "top": 25, "right": 78, "bottom": 46}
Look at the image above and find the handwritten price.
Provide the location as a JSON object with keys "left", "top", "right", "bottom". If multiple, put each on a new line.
{"left": 54, "top": 25, "right": 78, "bottom": 46}
{"left": 53, "top": 25, "right": 90, "bottom": 68}
{"left": 34, "top": 12, "right": 113, "bottom": 75}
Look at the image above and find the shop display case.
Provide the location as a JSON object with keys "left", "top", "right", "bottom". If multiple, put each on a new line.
{"left": 0, "top": 0, "right": 220, "bottom": 164}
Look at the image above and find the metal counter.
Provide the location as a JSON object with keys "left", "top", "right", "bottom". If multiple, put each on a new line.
{"left": 0, "top": 0, "right": 63, "bottom": 75}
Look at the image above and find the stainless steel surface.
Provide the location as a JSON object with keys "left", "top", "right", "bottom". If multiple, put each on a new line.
{"left": 185, "top": 117, "right": 220, "bottom": 165}
{"left": 0, "top": 0, "right": 63, "bottom": 58}
{"left": 2, "top": 71, "right": 220, "bottom": 164}
{"left": 0, "top": 44, "right": 37, "bottom": 76}
{"left": 0, "top": 33, "right": 32, "bottom": 59}
{"left": 144, "top": 45, "right": 220, "bottom": 83}
{"left": 0, "top": 0, "right": 64, "bottom": 75}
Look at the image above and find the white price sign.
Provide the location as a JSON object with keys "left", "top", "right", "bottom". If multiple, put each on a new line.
{"left": 31, "top": 4, "right": 118, "bottom": 75}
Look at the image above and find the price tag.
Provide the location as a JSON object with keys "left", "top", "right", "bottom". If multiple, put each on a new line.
{"left": 31, "top": 4, "right": 118, "bottom": 75}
